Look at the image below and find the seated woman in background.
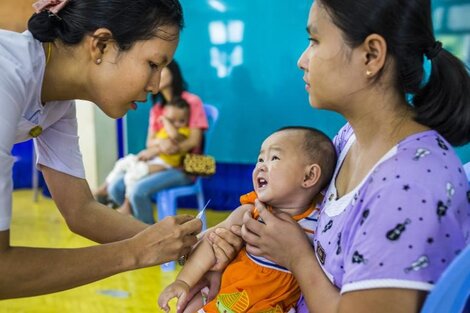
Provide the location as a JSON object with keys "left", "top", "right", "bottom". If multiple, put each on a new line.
{"left": 94, "top": 60, "right": 208, "bottom": 224}
{"left": 100, "top": 97, "right": 192, "bottom": 215}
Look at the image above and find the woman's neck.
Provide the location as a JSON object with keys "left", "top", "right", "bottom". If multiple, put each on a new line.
{"left": 41, "top": 42, "right": 87, "bottom": 103}
{"left": 161, "top": 88, "right": 173, "bottom": 102}
{"left": 342, "top": 88, "right": 429, "bottom": 150}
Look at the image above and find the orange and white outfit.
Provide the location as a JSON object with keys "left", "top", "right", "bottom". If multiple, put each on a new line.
{"left": 199, "top": 192, "right": 319, "bottom": 313}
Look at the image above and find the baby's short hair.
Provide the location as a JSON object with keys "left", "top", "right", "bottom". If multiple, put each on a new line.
{"left": 165, "top": 97, "right": 190, "bottom": 112}
{"left": 276, "top": 126, "right": 337, "bottom": 190}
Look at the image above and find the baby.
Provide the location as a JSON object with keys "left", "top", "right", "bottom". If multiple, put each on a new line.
{"left": 158, "top": 126, "right": 336, "bottom": 313}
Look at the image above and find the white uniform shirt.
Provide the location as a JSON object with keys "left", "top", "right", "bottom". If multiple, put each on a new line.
{"left": 0, "top": 30, "right": 85, "bottom": 231}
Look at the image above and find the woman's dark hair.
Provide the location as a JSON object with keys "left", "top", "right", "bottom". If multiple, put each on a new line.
{"left": 318, "top": 0, "right": 470, "bottom": 146}
{"left": 155, "top": 59, "right": 188, "bottom": 105}
{"left": 28, "top": 0, "right": 183, "bottom": 51}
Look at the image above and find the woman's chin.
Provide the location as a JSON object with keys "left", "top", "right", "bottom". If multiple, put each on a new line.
{"left": 99, "top": 107, "right": 128, "bottom": 119}
{"left": 308, "top": 96, "right": 327, "bottom": 110}
{"left": 308, "top": 94, "right": 317, "bottom": 105}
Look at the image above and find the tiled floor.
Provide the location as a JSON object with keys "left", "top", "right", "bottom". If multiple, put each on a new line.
{"left": 2, "top": 190, "right": 230, "bottom": 313}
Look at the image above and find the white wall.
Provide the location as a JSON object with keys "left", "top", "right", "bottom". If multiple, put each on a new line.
{"left": 76, "top": 100, "right": 117, "bottom": 190}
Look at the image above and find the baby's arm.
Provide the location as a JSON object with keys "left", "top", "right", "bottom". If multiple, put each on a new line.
{"left": 158, "top": 204, "right": 253, "bottom": 312}
{"left": 158, "top": 237, "right": 215, "bottom": 312}
{"left": 160, "top": 116, "right": 186, "bottom": 142}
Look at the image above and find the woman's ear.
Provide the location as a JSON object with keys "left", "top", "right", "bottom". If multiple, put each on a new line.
{"left": 303, "top": 163, "right": 321, "bottom": 188}
{"left": 88, "top": 28, "right": 114, "bottom": 64}
{"left": 361, "top": 33, "right": 387, "bottom": 78}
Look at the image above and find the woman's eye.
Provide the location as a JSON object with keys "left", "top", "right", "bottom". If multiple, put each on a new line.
{"left": 308, "top": 37, "right": 319, "bottom": 46}
{"left": 149, "top": 61, "right": 159, "bottom": 70}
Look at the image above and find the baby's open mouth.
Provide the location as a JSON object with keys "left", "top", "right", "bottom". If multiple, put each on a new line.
{"left": 257, "top": 178, "right": 268, "bottom": 188}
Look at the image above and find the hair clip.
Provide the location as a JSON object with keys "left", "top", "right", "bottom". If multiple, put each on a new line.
{"left": 32, "top": 0, "right": 70, "bottom": 15}
{"left": 425, "top": 41, "right": 443, "bottom": 60}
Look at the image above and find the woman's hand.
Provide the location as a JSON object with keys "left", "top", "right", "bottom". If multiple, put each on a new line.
{"left": 207, "top": 226, "right": 244, "bottom": 271}
{"left": 241, "top": 200, "right": 312, "bottom": 270}
{"left": 128, "top": 215, "right": 202, "bottom": 268}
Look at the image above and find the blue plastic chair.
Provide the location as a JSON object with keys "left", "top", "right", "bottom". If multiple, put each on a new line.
{"left": 420, "top": 243, "right": 470, "bottom": 313}
{"left": 157, "top": 104, "right": 219, "bottom": 271}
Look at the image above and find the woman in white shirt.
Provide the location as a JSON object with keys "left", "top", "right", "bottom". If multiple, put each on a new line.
{"left": 0, "top": 0, "right": 241, "bottom": 299}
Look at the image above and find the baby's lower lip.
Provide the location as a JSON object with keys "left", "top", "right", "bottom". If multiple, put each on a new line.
{"left": 130, "top": 102, "right": 138, "bottom": 110}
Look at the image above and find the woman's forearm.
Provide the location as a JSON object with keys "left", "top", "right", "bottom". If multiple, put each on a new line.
{"left": 70, "top": 200, "right": 148, "bottom": 243}
{"left": 42, "top": 166, "right": 148, "bottom": 242}
{"left": 0, "top": 234, "right": 135, "bottom": 299}
{"left": 291, "top": 248, "right": 340, "bottom": 313}
{"left": 146, "top": 138, "right": 157, "bottom": 148}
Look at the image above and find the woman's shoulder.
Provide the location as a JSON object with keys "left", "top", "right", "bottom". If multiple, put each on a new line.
{"left": 0, "top": 30, "right": 42, "bottom": 73}
{"left": 0, "top": 30, "right": 44, "bottom": 110}
{"left": 333, "top": 123, "right": 354, "bottom": 155}
{"left": 181, "top": 91, "right": 203, "bottom": 107}
{"left": 366, "top": 130, "right": 467, "bottom": 200}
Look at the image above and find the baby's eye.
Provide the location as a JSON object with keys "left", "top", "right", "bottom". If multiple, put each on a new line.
{"left": 271, "top": 155, "right": 280, "bottom": 161}
{"left": 258, "top": 157, "right": 264, "bottom": 163}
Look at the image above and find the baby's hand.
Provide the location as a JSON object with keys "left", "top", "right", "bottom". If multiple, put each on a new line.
{"left": 137, "top": 149, "right": 154, "bottom": 161}
{"left": 159, "top": 115, "right": 172, "bottom": 126}
{"left": 158, "top": 280, "right": 190, "bottom": 312}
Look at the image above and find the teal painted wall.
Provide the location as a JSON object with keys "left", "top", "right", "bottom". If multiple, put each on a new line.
{"left": 125, "top": 0, "right": 470, "bottom": 164}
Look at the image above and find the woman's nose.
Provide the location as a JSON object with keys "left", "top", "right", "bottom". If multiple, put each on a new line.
{"left": 297, "top": 47, "right": 309, "bottom": 70}
{"left": 146, "top": 72, "right": 161, "bottom": 95}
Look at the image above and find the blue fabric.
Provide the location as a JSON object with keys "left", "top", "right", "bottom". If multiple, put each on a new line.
{"left": 107, "top": 169, "right": 192, "bottom": 224}
{"left": 421, "top": 57, "right": 432, "bottom": 88}
{"left": 421, "top": 244, "right": 470, "bottom": 313}
{"left": 406, "top": 56, "right": 433, "bottom": 105}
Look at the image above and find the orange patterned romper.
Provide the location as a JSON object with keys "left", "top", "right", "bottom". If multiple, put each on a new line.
{"left": 199, "top": 192, "right": 319, "bottom": 313}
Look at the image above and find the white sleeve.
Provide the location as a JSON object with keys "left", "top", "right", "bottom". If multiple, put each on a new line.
{"left": 0, "top": 58, "right": 25, "bottom": 231}
{"left": 35, "top": 102, "right": 86, "bottom": 179}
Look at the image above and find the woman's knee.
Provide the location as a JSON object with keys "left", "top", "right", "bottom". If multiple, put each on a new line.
{"left": 127, "top": 187, "right": 150, "bottom": 204}
{"left": 107, "top": 179, "right": 125, "bottom": 204}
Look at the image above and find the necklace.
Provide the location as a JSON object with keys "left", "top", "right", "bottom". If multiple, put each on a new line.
{"left": 46, "top": 42, "right": 52, "bottom": 64}
{"left": 32, "top": 42, "right": 52, "bottom": 138}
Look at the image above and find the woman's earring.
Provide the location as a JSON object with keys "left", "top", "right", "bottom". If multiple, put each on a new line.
{"left": 96, "top": 58, "right": 102, "bottom": 64}
{"left": 366, "top": 70, "right": 372, "bottom": 76}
